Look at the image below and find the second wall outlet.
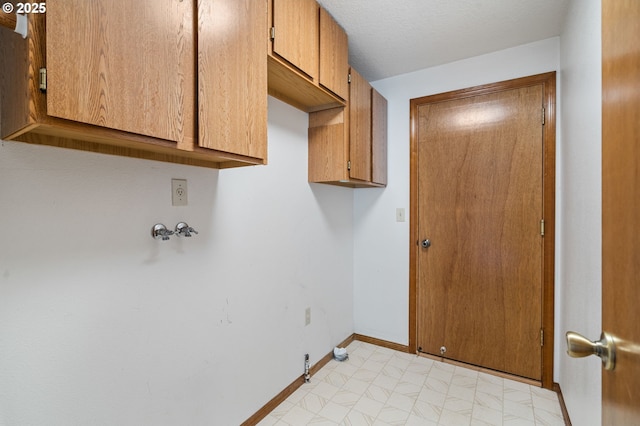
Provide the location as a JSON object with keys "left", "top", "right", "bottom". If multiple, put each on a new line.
{"left": 305, "top": 307, "right": 311, "bottom": 326}
{"left": 172, "top": 179, "right": 188, "bottom": 206}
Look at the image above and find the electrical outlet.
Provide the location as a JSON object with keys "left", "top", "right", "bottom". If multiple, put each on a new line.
{"left": 172, "top": 179, "right": 187, "bottom": 206}
{"left": 305, "top": 307, "right": 311, "bottom": 326}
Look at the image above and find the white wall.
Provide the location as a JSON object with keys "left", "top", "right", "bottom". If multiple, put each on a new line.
{"left": 354, "top": 37, "right": 560, "bottom": 346}
{"left": 0, "top": 97, "right": 354, "bottom": 425}
{"left": 558, "top": 0, "right": 602, "bottom": 424}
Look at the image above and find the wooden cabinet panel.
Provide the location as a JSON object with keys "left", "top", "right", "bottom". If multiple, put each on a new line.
{"left": 308, "top": 108, "right": 348, "bottom": 182}
{"left": 272, "top": 0, "right": 319, "bottom": 79}
{"left": 319, "top": 7, "right": 349, "bottom": 101}
{"left": 308, "top": 67, "right": 387, "bottom": 188}
{"left": 46, "top": 0, "right": 195, "bottom": 145}
{"left": 0, "top": 1, "right": 266, "bottom": 169}
{"left": 268, "top": 0, "right": 346, "bottom": 112}
{"left": 349, "top": 68, "right": 372, "bottom": 182}
{"left": 372, "top": 89, "right": 388, "bottom": 185}
{"left": 198, "top": 0, "right": 267, "bottom": 161}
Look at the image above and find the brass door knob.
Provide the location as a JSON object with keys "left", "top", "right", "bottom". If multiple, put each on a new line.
{"left": 566, "top": 331, "right": 616, "bottom": 371}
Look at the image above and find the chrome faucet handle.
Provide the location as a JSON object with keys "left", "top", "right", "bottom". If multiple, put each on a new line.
{"left": 151, "top": 224, "right": 174, "bottom": 241}
{"left": 175, "top": 222, "right": 198, "bottom": 237}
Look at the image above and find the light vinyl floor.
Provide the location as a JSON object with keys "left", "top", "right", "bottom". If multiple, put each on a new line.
{"left": 258, "top": 341, "right": 565, "bottom": 426}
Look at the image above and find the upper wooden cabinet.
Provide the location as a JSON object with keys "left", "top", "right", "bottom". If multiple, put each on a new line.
{"left": 268, "top": 0, "right": 349, "bottom": 112}
{"left": 272, "top": 0, "right": 319, "bottom": 80}
{"left": 319, "top": 7, "right": 349, "bottom": 101}
{"left": 198, "top": 0, "right": 268, "bottom": 162}
{"left": 0, "top": 0, "right": 267, "bottom": 169}
{"left": 46, "top": 0, "right": 195, "bottom": 145}
{"left": 371, "top": 89, "right": 388, "bottom": 185}
{"left": 308, "top": 67, "right": 388, "bottom": 188}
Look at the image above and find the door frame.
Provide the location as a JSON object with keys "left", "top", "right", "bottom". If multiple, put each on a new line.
{"left": 408, "top": 72, "right": 556, "bottom": 389}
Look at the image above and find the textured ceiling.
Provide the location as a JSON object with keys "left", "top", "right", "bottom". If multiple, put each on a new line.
{"left": 316, "top": 0, "right": 570, "bottom": 82}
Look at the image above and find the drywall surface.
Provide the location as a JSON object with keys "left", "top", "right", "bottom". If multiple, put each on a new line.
{"left": 557, "top": 0, "right": 602, "bottom": 424}
{"left": 354, "top": 38, "right": 560, "bottom": 345}
{"left": 0, "top": 97, "right": 354, "bottom": 425}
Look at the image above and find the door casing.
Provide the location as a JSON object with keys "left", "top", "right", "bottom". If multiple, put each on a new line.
{"left": 408, "top": 72, "right": 556, "bottom": 388}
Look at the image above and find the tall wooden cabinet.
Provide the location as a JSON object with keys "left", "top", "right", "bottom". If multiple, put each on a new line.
{"left": 268, "top": 0, "right": 349, "bottom": 112}
{"left": 0, "top": 0, "right": 267, "bottom": 169}
{"left": 308, "top": 67, "right": 388, "bottom": 188}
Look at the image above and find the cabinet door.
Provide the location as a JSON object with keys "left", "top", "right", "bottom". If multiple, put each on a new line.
{"left": 349, "top": 68, "right": 372, "bottom": 182}
{"left": 319, "top": 7, "right": 348, "bottom": 101}
{"left": 46, "top": 0, "right": 195, "bottom": 144}
{"left": 198, "top": 0, "right": 267, "bottom": 160}
{"left": 371, "top": 89, "right": 388, "bottom": 185}
{"left": 272, "top": 0, "right": 319, "bottom": 80}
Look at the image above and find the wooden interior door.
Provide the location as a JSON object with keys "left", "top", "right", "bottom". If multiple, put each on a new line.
{"left": 415, "top": 83, "right": 545, "bottom": 380}
{"left": 46, "top": 0, "right": 195, "bottom": 144}
{"left": 602, "top": 0, "right": 640, "bottom": 422}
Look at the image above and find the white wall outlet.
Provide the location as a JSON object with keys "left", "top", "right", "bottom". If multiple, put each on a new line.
{"left": 305, "top": 307, "right": 311, "bottom": 326}
{"left": 396, "top": 207, "right": 405, "bottom": 222}
{"left": 172, "top": 179, "right": 188, "bottom": 206}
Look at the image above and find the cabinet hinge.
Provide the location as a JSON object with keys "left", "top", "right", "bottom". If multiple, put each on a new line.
{"left": 540, "top": 328, "right": 544, "bottom": 346}
{"left": 348, "top": 73, "right": 351, "bottom": 84}
{"left": 540, "top": 219, "right": 545, "bottom": 237}
{"left": 39, "top": 67, "right": 47, "bottom": 92}
{"left": 270, "top": 27, "right": 275, "bottom": 41}
{"left": 542, "top": 107, "right": 545, "bottom": 125}
{"left": 347, "top": 160, "right": 351, "bottom": 170}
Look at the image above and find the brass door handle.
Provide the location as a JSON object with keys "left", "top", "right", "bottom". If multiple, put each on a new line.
{"left": 566, "top": 331, "right": 616, "bottom": 371}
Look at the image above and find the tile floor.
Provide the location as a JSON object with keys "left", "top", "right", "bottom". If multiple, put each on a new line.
{"left": 258, "top": 340, "right": 565, "bottom": 426}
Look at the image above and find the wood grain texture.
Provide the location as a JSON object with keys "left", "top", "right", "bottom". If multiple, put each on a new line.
{"left": 198, "top": 0, "right": 267, "bottom": 160}
{"left": 308, "top": 70, "right": 387, "bottom": 188}
{"left": 0, "top": 12, "right": 16, "bottom": 31}
{"left": 409, "top": 73, "right": 556, "bottom": 387}
{"left": 0, "top": 13, "right": 44, "bottom": 138}
{"left": 319, "top": 7, "right": 348, "bottom": 101}
{"left": 46, "top": 0, "right": 195, "bottom": 144}
{"left": 602, "top": 0, "right": 640, "bottom": 423}
{"left": 308, "top": 107, "right": 347, "bottom": 182}
{"left": 371, "top": 89, "right": 388, "bottom": 186}
{"left": 267, "top": 56, "right": 344, "bottom": 112}
{"left": 413, "top": 79, "right": 553, "bottom": 381}
{"left": 272, "top": 0, "right": 318, "bottom": 80}
{"left": 348, "top": 67, "right": 371, "bottom": 182}
{"left": 0, "top": 2, "right": 265, "bottom": 169}
{"left": 15, "top": 122, "right": 265, "bottom": 169}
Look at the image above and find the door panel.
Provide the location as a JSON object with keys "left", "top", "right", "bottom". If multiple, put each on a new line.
{"left": 272, "top": 0, "right": 319, "bottom": 80}
{"left": 371, "top": 89, "right": 388, "bottom": 185}
{"left": 319, "top": 7, "right": 348, "bottom": 100}
{"left": 46, "top": 0, "right": 194, "bottom": 144}
{"left": 416, "top": 85, "right": 544, "bottom": 380}
{"left": 349, "top": 68, "right": 372, "bottom": 182}
{"left": 198, "top": 0, "right": 267, "bottom": 159}
{"left": 602, "top": 0, "right": 640, "bottom": 423}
